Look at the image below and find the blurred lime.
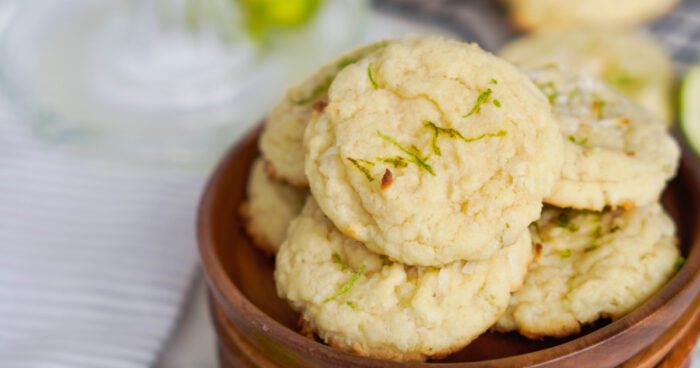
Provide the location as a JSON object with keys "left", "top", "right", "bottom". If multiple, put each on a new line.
{"left": 239, "top": 0, "right": 323, "bottom": 38}
{"left": 681, "top": 65, "right": 700, "bottom": 154}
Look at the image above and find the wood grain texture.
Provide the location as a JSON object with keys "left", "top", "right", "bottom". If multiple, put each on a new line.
{"left": 210, "top": 292, "right": 700, "bottom": 368}
{"left": 198, "top": 127, "right": 700, "bottom": 367}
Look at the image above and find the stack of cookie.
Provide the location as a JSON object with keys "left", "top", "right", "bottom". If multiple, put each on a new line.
{"left": 492, "top": 67, "right": 681, "bottom": 338}
{"left": 240, "top": 36, "right": 683, "bottom": 361}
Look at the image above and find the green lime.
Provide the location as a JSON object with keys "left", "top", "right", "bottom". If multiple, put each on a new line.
{"left": 681, "top": 65, "right": 700, "bottom": 154}
{"left": 239, "top": 0, "right": 322, "bottom": 38}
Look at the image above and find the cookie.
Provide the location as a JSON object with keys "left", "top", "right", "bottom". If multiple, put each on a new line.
{"left": 527, "top": 68, "right": 680, "bottom": 210}
{"left": 275, "top": 198, "right": 528, "bottom": 361}
{"left": 305, "top": 36, "right": 564, "bottom": 266}
{"left": 500, "top": 30, "right": 674, "bottom": 123}
{"left": 240, "top": 159, "right": 306, "bottom": 254}
{"left": 493, "top": 204, "right": 680, "bottom": 339}
{"left": 505, "top": 0, "right": 678, "bottom": 31}
{"left": 259, "top": 41, "right": 390, "bottom": 187}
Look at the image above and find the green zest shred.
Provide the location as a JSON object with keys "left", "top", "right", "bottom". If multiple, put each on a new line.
{"left": 377, "top": 131, "right": 435, "bottom": 176}
{"left": 560, "top": 249, "right": 572, "bottom": 258}
{"left": 346, "top": 301, "right": 357, "bottom": 309}
{"left": 536, "top": 81, "right": 558, "bottom": 105}
{"left": 424, "top": 121, "right": 506, "bottom": 156}
{"left": 347, "top": 157, "right": 374, "bottom": 182}
{"left": 378, "top": 156, "right": 409, "bottom": 168}
{"left": 336, "top": 57, "right": 359, "bottom": 70}
{"left": 584, "top": 245, "right": 598, "bottom": 252}
{"left": 368, "top": 64, "right": 378, "bottom": 89}
{"left": 332, "top": 252, "right": 349, "bottom": 271}
{"left": 464, "top": 88, "right": 493, "bottom": 117}
{"left": 324, "top": 265, "right": 366, "bottom": 303}
{"left": 493, "top": 99, "right": 501, "bottom": 108}
{"left": 568, "top": 135, "right": 588, "bottom": 146}
{"left": 592, "top": 225, "right": 602, "bottom": 238}
{"left": 426, "top": 121, "right": 441, "bottom": 155}
{"left": 674, "top": 256, "right": 686, "bottom": 271}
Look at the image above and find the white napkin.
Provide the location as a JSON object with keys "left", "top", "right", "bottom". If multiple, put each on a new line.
{"left": 0, "top": 93, "right": 204, "bottom": 368}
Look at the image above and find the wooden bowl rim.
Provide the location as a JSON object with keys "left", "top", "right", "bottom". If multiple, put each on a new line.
{"left": 198, "top": 127, "right": 700, "bottom": 367}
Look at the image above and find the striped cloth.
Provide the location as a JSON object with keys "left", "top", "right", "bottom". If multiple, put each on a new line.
{"left": 2, "top": 1, "right": 699, "bottom": 368}
{"left": 0, "top": 91, "right": 203, "bottom": 367}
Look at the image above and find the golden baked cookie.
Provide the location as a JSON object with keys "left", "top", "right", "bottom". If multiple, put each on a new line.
{"left": 260, "top": 41, "right": 390, "bottom": 187}
{"left": 505, "top": 0, "right": 678, "bottom": 31}
{"left": 493, "top": 204, "right": 680, "bottom": 339}
{"left": 240, "top": 159, "right": 306, "bottom": 254}
{"left": 528, "top": 68, "right": 679, "bottom": 210}
{"left": 275, "top": 198, "right": 529, "bottom": 361}
{"left": 305, "top": 36, "right": 564, "bottom": 266}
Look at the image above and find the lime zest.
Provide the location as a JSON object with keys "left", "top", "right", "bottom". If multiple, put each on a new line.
{"left": 424, "top": 121, "right": 506, "bottom": 156}
{"left": 377, "top": 131, "right": 435, "bottom": 176}
{"left": 377, "top": 156, "right": 409, "bottom": 168}
{"left": 536, "top": 81, "right": 558, "bottom": 105}
{"left": 568, "top": 135, "right": 588, "bottom": 146}
{"left": 346, "top": 157, "right": 374, "bottom": 182}
{"left": 464, "top": 88, "right": 493, "bottom": 117}
{"left": 332, "top": 252, "right": 349, "bottom": 271}
{"left": 560, "top": 249, "right": 572, "bottom": 258}
{"left": 324, "top": 265, "right": 366, "bottom": 303}
{"left": 426, "top": 120, "right": 441, "bottom": 156}
{"left": 368, "top": 64, "right": 378, "bottom": 89}
{"left": 584, "top": 244, "right": 598, "bottom": 252}
{"left": 336, "top": 56, "right": 360, "bottom": 70}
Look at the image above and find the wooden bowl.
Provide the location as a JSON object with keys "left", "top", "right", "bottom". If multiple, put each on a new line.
{"left": 198, "top": 126, "right": 700, "bottom": 367}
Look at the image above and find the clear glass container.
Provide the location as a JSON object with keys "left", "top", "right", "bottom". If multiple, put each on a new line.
{"left": 0, "top": 0, "right": 367, "bottom": 170}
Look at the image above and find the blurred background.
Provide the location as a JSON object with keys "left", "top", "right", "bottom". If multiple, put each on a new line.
{"left": 0, "top": 0, "right": 698, "bottom": 367}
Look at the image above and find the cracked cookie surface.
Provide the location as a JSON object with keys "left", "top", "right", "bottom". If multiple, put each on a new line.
{"left": 275, "top": 198, "right": 528, "bottom": 361}
{"left": 493, "top": 204, "right": 680, "bottom": 339}
{"left": 240, "top": 159, "right": 306, "bottom": 254}
{"left": 260, "top": 41, "right": 390, "bottom": 187}
{"left": 528, "top": 68, "right": 680, "bottom": 210}
{"left": 305, "top": 37, "right": 563, "bottom": 266}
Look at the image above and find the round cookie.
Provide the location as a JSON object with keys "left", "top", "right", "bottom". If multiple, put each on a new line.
{"left": 527, "top": 68, "right": 680, "bottom": 210}
{"left": 305, "top": 36, "right": 564, "bottom": 266}
{"left": 260, "top": 41, "right": 390, "bottom": 187}
{"left": 505, "top": 0, "right": 678, "bottom": 31}
{"left": 240, "top": 159, "right": 306, "bottom": 254}
{"left": 500, "top": 30, "right": 674, "bottom": 124}
{"left": 493, "top": 204, "right": 681, "bottom": 339}
{"left": 275, "top": 198, "right": 529, "bottom": 361}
